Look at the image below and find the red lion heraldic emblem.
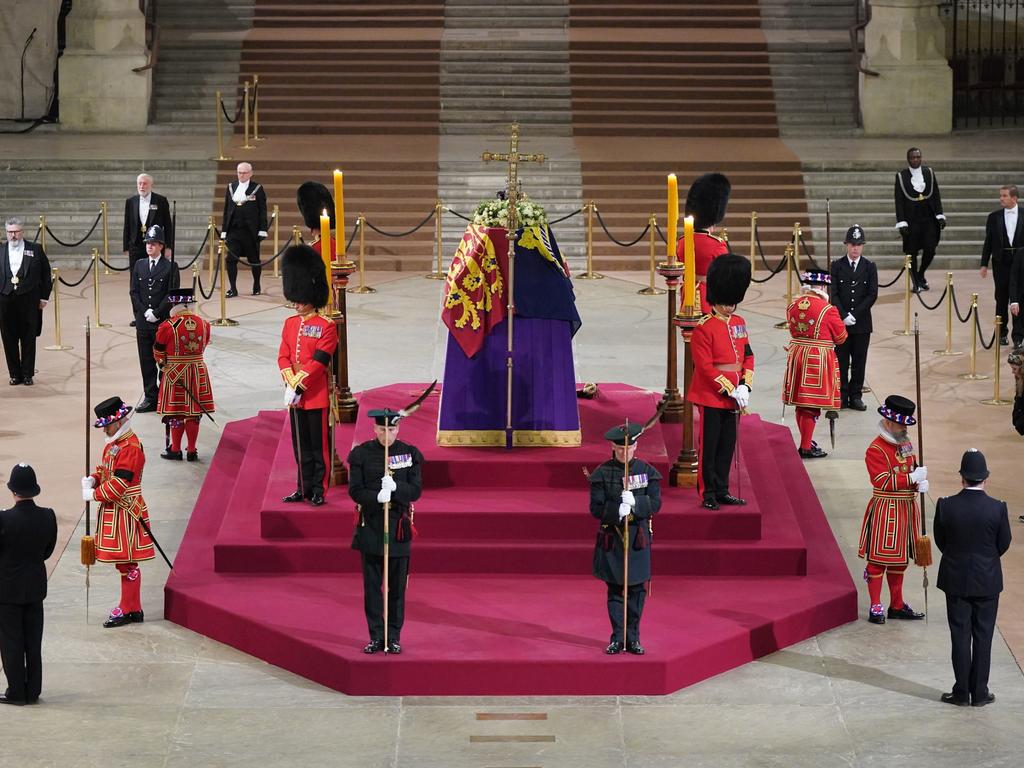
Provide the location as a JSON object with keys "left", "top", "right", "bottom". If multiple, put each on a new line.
{"left": 441, "top": 225, "right": 506, "bottom": 357}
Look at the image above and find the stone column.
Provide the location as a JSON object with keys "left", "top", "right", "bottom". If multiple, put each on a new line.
{"left": 860, "top": 0, "right": 952, "bottom": 136}
{"left": 58, "top": 0, "right": 151, "bottom": 132}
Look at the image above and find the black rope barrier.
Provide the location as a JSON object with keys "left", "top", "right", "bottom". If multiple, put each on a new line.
{"left": 174, "top": 227, "right": 211, "bottom": 271}
{"left": 594, "top": 209, "right": 650, "bottom": 248}
{"left": 57, "top": 258, "right": 95, "bottom": 288}
{"left": 796, "top": 234, "right": 821, "bottom": 271}
{"left": 256, "top": 235, "right": 294, "bottom": 268}
{"left": 549, "top": 208, "right": 583, "bottom": 225}
{"left": 33, "top": 225, "right": 41, "bottom": 242}
{"left": 196, "top": 256, "right": 221, "bottom": 300}
{"left": 754, "top": 225, "right": 787, "bottom": 277}
{"left": 44, "top": 210, "right": 103, "bottom": 248}
{"left": 950, "top": 285, "right": 974, "bottom": 324}
{"left": 220, "top": 96, "right": 243, "bottom": 125}
{"left": 878, "top": 265, "right": 907, "bottom": 289}
{"left": 99, "top": 257, "right": 131, "bottom": 272}
{"left": 654, "top": 223, "right": 668, "bottom": 244}
{"left": 975, "top": 308, "right": 997, "bottom": 350}
{"left": 447, "top": 208, "right": 474, "bottom": 223}
{"left": 363, "top": 208, "right": 436, "bottom": 238}
{"left": 914, "top": 284, "right": 948, "bottom": 312}
{"left": 347, "top": 222, "right": 359, "bottom": 252}
{"left": 249, "top": 81, "right": 258, "bottom": 116}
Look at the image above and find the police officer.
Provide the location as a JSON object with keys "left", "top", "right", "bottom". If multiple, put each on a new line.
{"left": 129, "top": 225, "right": 179, "bottom": 412}
{"left": 830, "top": 224, "right": 878, "bottom": 411}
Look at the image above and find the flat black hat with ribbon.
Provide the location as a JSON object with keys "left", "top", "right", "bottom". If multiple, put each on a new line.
{"left": 800, "top": 270, "right": 831, "bottom": 285}
{"left": 93, "top": 396, "right": 133, "bottom": 428}
{"left": 958, "top": 448, "right": 990, "bottom": 482}
{"left": 604, "top": 423, "right": 643, "bottom": 445}
{"left": 7, "top": 463, "right": 40, "bottom": 497}
{"left": 143, "top": 224, "right": 166, "bottom": 244}
{"left": 878, "top": 394, "right": 916, "bottom": 426}
{"left": 367, "top": 408, "right": 402, "bottom": 427}
{"left": 167, "top": 287, "right": 195, "bottom": 305}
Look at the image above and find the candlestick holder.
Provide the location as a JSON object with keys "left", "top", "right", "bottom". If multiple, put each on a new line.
{"left": 331, "top": 259, "right": 360, "bottom": 425}
{"left": 670, "top": 309, "right": 702, "bottom": 487}
{"left": 656, "top": 261, "right": 685, "bottom": 425}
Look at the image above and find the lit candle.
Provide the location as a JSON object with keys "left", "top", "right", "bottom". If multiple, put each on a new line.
{"left": 683, "top": 215, "right": 696, "bottom": 310}
{"left": 320, "top": 208, "right": 333, "bottom": 311}
{"left": 333, "top": 169, "right": 345, "bottom": 258}
{"left": 667, "top": 174, "right": 679, "bottom": 265}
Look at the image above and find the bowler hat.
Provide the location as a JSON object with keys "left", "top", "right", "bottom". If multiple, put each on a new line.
{"left": 958, "top": 448, "right": 990, "bottom": 482}
{"left": 844, "top": 224, "right": 867, "bottom": 245}
{"left": 7, "top": 463, "right": 40, "bottom": 497}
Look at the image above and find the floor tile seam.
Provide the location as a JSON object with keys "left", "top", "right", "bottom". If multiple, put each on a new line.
{"left": 161, "top": 658, "right": 197, "bottom": 768}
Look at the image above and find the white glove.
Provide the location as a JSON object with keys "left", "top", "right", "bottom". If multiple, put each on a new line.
{"left": 621, "top": 490, "right": 636, "bottom": 508}
{"left": 618, "top": 503, "right": 631, "bottom": 519}
{"left": 909, "top": 466, "right": 927, "bottom": 483}
{"left": 220, "top": 232, "right": 227, "bottom": 240}
{"left": 144, "top": 309, "right": 158, "bottom": 324}
{"left": 283, "top": 387, "right": 301, "bottom": 407}
{"left": 257, "top": 230, "right": 268, "bottom": 239}
{"left": 730, "top": 384, "right": 750, "bottom": 409}
{"left": 377, "top": 488, "right": 392, "bottom": 504}
{"left": 843, "top": 313, "right": 857, "bottom": 326}
{"left": 81, "top": 476, "right": 96, "bottom": 490}
{"left": 917, "top": 479, "right": 930, "bottom": 494}
{"left": 895, "top": 221, "right": 908, "bottom": 230}
{"left": 82, "top": 488, "right": 95, "bottom": 502}
{"left": 381, "top": 475, "right": 397, "bottom": 492}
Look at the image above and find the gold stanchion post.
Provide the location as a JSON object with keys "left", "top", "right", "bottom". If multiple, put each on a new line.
{"left": 960, "top": 293, "right": 987, "bottom": 380}
{"left": 252, "top": 74, "right": 263, "bottom": 141}
{"left": 101, "top": 201, "right": 111, "bottom": 275}
{"left": 271, "top": 205, "right": 280, "bottom": 278}
{"left": 773, "top": 243, "right": 795, "bottom": 329}
{"left": 980, "top": 316, "right": 1012, "bottom": 405}
{"left": 933, "top": 272, "right": 961, "bottom": 356}
{"left": 212, "top": 241, "right": 239, "bottom": 327}
{"left": 242, "top": 81, "right": 253, "bottom": 150}
{"left": 893, "top": 255, "right": 913, "bottom": 336}
{"left": 39, "top": 214, "right": 46, "bottom": 251}
{"left": 292, "top": 224, "right": 302, "bottom": 247}
{"left": 749, "top": 211, "right": 757, "bottom": 277}
{"left": 91, "top": 248, "right": 110, "bottom": 328}
{"left": 44, "top": 267, "right": 72, "bottom": 351}
{"left": 214, "top": 91, "right": 231, "bottom": 162}
{"left": 425, "top": 200, "right": 446, "bottom": 280}
{"left": 207, "top": 216, "right": 216, "bottom": 284}
{"left": 638, "top": 214, "right": 665, "bottom": 296}
{"left": 577, "top": 200, "right": 603, "bottom": 279}
{"left": 348, "top": 216, "right": 376, "bottom": 294}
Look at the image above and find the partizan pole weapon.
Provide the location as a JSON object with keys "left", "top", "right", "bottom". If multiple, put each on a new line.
{"left": 620, "top": 418, "right": 630, "bottom": 650}
{"left": 81, "top": 317, "right": 96, "bottom": 622}
{"left": 912, "top": 314, "right": 932, "bottom": 622}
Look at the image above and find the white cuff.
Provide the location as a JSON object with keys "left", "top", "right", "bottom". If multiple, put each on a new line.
{"left": 936, "top": 214, "right": 946, "bottom": 220}
{"left": 895, "top": 222, "right": 908, "bottom": 229}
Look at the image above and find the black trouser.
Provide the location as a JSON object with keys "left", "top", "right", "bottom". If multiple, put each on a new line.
{"left": 903, "top": 207, "right": 940, "bottom": 283}
{"left": 225, "top": 232, "right": 261, "bottom": 293}
{"left": 361, "top": 553, "right": 409, "bottom": 644}
{"left": 135, "top": 320, "right": 160, "bottom": 401}
{"left": 991, "top": 254, "right": 1024, "bottom": 344}
{"left": 945, "top": 593, "right": 999, "bottom": 700}
{"left": 0, "top": 601, "right": 44, "bottom": 703}
{"left": 127, "top": 247, "right": 146, "bottom": 273}
{"left": 836, "top": 332, "right": 871, "bottom": 402}
{"left": 606, "top": 582, "right": 646, "bottom": 644}
{"left": 0, "top": 292, "right": 40, "bottom": 381}
{"left": 699, "top": 405, "right": 737, "bottom": 500}
{"left": 288, "top": 406, "right": 327, "bottom": 497}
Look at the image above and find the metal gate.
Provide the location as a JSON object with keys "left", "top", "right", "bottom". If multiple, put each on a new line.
{"left": 941, "top": 1, "right": 1024, "bottom": 128}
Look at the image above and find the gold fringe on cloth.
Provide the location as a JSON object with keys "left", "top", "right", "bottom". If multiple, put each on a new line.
{"left": 436, "top": 429, "right": 582, "bottom": 448}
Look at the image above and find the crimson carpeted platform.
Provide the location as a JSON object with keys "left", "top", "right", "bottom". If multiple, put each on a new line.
{"left": 165, "top": 383, "right": 856, "bottom": 695}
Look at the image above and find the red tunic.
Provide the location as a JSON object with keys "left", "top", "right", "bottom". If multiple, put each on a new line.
{"left": 687, "top": 311, "right": 755, "bottom": 410}
{"left": 857, "top": 435, "right": 921, "bottom": 565}
{"left": 782, "top": 291, "right": 848, "bottom": 409}
{"left": 677, "top": 230, "right": 729, "bottom": 315}
{"left": 90, "top": 430, "right": 155, "bottom": 564}
{"left": 277, "top": 311, "right": 338, "bottom": 409}
{"left": 154, "top": 311, "right": 215, "bottom": 418}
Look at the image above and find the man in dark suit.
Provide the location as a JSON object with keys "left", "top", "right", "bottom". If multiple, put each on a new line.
{"left": 122, "top": 173, "right": 173, "bottom": 271}
{"left": 0, "top": 463, "right": 58, "bottom": 706}
{"left": 830, "top": 224, "right": 878, "bottom": 411}
{"left": 895, "top": 147, "right": 945, "bottom": 293}
{"left": 129, "top": 225, "right": 180, "bottom": 412}
{"left": 934, "top": 449, "right": 1012, "bottom": 708}
{"left": 983, "top": 184, "right": 1024, "bottom": 347}
{"left": 1, "top": 217, "right": 52, "bottom": 386}
{"left": 220, "top": 162, "right": 268, "bottom": 297}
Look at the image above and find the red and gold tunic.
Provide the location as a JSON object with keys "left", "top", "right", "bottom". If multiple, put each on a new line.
{"left": 857, "top": 434, "right": 921, "bottom": 565}
{"left": 687, "top": 311, "right": 755, "bottom": 410}
{"left": 153, "top": 310, "right": 215, "bottom": 418}
{"left": 782, "top": 291, "right": 847, "bottom": 409}
{"left": 277, "top": 311, "right": 338, "bottom": 410}
{"left": 677, "top": 230, "right": 729, "bottom": 315}
{"left": 90, "top": 430, "right": 155, "bottom": 563}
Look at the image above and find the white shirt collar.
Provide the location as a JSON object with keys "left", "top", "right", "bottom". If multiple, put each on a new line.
{"left": 232, "top": 180, "right": 250, "bottom": 203}
{"left": 105, "top": 421, "right": 133, "bottom": 444}
{"left": 8, "top": 239, "right": 24, "bottom": 253}
{"left": 1006, "top": 207, "right": 1018, "bottom": 217}
{"left": 908, "top": 167, "right": 926, "bottom": 193}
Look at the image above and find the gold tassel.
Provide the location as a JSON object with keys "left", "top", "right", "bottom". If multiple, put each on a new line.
{"left": 914, "top": 535, "right": 933, "bottom": 567}
{"left": 80, "top": 535, "right": 96, "bottom": 566}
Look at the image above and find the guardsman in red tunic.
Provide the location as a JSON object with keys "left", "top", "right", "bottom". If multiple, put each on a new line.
{"left": 82, "top": 396, "right": 155, "bottom": 628}
{"left": 687, "top": 253, "right": 754, "bottom": 510}
{"left": 153, "top": 288, "right": 214, "bottom": 461}
{"left": 858, "top": 395, "right": 928, "bottom": 624}
{"left": 677, "top": 173, "right": 731, "bottom": 315}
{"left": 278, "top": 245, "right": 338, "bottom": 506}
{"left": 783, "top": 271, "right": 848, "bottom": 459}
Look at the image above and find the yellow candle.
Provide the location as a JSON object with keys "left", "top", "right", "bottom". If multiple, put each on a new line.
{"left": 333, "top": 169, "right": 345, "bottom": 258}
{"left": 667, "top": 174, "right": 679, "bottom": 265}
{"left": 320, "top": 209, "right": 333, "bottom": 310}
{"left": 683, "top": 215, "right": 696, "bottom": 309}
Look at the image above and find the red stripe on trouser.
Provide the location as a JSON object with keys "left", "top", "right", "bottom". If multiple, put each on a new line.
{"left": 795, "top": 407, "right": 820, "bottom": 450}
{"left": 184, "top": 418, "right": 200, "bottom": 451}
{"left": 116, "top": 562, "right": 142, "bottom": 613}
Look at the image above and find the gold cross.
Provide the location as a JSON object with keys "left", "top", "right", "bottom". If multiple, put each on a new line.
{"left": 481, "top": 123, "right": 545, "bottom": 231}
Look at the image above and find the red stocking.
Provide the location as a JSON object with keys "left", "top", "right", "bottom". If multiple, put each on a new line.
{"left": 887, "top": 567, "right": 906, "bottom": 610}
{"left": 796, "top": 407, "right": 819, "bottom": 450}
{"left": 866, "top": 563, "right": 885, "bottom": 610}
{"left": 184, "top": 419, "right": 200, "bottom": 452}
{"left": 169, "top": 422, "right": 184, "bottom": 452}
{"left": 115, "top": 562, "right": 142, "bottom": 614}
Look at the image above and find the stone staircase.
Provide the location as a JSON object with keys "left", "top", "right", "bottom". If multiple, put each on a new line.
{"left": 568, "top": 0, "right": 761, "bottom": 28}
{"left": 445, "top": 0, "right": 567, "bottom": 27}
{"left": 758, "top": 0, "right": 856, "bottom": 29}
{"left": 249, "top": 0, "right": 444, "bottom": 28}
{"left": 768, "top": 35, "right": 859, "bottom": 137}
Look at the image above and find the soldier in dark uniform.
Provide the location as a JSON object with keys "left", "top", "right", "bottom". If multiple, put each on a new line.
{"left": 129, "top": 225, "right": 180, "bottom": 412}
{"left": 220, "top": 162, "right": 268, "bottom": 297}
{"left": 590, "top": 422, "right": 661, "bottom": 655}
{"left": 830, "top": 224, "right": 878, "bottom": 411}
{"left": 348, "top": 409, "right": 424, "bottom": 655}
{"left": 895, "top": 147, "right": 945, "bottom": 292}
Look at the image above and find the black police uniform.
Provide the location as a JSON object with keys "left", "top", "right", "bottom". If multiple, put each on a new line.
{"left": 830, "top": 225, "right": 878, "bottom": 410}
{"left": 348, "top": 436, "right": 423, "bottom": 651}
{"left": 129, "top": 226, "right": 179, "bottom": 407}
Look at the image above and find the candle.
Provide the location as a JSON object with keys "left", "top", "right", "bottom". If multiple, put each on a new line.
{"left": 683, "top": 215, "right": 696, "bottom": 310}
{"left": 320, "top": 209, "right": 333, "bottom": 311}
{"left": 667, "top": 174, "right": 679, "bottom": 265}
{"left": 333, "top": 169, "right": 345, "bottom": 258}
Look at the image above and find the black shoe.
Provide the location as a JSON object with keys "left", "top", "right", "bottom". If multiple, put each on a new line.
{"left": 309, "top": 493, "right": 325, "bottom": 506}
{"left": 972, "top": 692, "right": 996, "bottom": 707}
{"left": 1000, "top": 336, "right": 1009, "bottom": 346}
{"left": 282, "top": 490, "right": 305, "bottom": 503}
{"left": 136, "top": 400, "right": 157, "bottom": 413}
{"left": 103, "top": 610, "right": 143, "bottom": 628}
{"left": 1018, "top": 515, "right": 1024, "bottom": 523}
{"left": 605, "top": 641, "right": 623, "bottom": 655}
{"left": 798, "top": 445, "right": 828, "bottom": 459}
{"left": 363, "top": 639, "right": 384, "bottom": 654}
{"left": 716, "top": 494, "right": 746, "bottom": 506}
{"left": 161, "top": 449, "right": 183, "bottom": 461}
{"left": 868, "top": 606, "right": 886, "bottom": 625}
{"left": 252, "top": 288, "right": 261, "bottom": 296}
{"left": 887, "top": 603, "right": 925, "bottom": 620}
{"left": 386, "top": 641, "right": 402, "bottom": 655}
{"left": 8, "top": 378, "right": 22, "bottom": 386}
{"left": 626, "top": 641, "right": 646, "bottom": 655}
{"left": 848, "top": 398, "right": 867, "bottom": 412}
{"left": 23, "top": 377, "right": 33, "bottom": 386}
{"left": 129, "top": 320, "right": 137, "bottom": 327}
{"left": 186, "top": 451, "right": 199, "bottom": 462}
{"left": 941, "top": 692, "right": 970, "bottom": 707}
{"left": 919, "top": 278, "right": 930, "bottom": 291}
{"left": 226, "top": 289, "right": 238, "bottom": 298}
{"left": 701, "top": 497, "right": 720, "bottom": 511}
{"left": 0, "top": 694, "right": 25, "bottom": 706}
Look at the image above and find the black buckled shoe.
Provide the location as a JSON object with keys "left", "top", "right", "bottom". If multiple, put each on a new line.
{"left": 23, "top": 377, "right": 33, "bottom": 386}
{"left": 940, "top": 692, "right": 970, "bottom": 707}
{"left": 226, "top": 289, "right": 238, "bottom": 298}
{"left": 363, "top": 639, "right": 384, "bottom": 654}
{"left": 8, "top": 378, "right": 22, "bottom": 386}
{"left": 848, "top": 398, "right": 867, "bottom": 411}
{"left": 252, "top": 288, "right": 261, "bottom": 296}
{"left": 887, "top": 603, "right": 925, "bottom": 620}
{"left": 626, "top": 641, "right": 646, "bottom": 655}
{"left": 868, "top": 605, "right": 886, "bottom": 625}
{"left": 386, "top": 642, "right": 402, "bottom": 655}
{"left": 0, "top": 694, "right": 25, "bottom": 706}
{"left": 309, "top": 493, "right": 325, "bottom": 506}
{"left": 161, "top": 449, "right": 183, "bottom": 461}
{"left": 716, "top": 494, "right": 746, "bottom": 506}
{"left": 103, "top": 610, "right": 143, "bottom": 628}
{"left": 701, "top": 497, "right": 720, "bottom": 511}
{"left": 282, "top": 490, "right": 305, "bottom": 503}
{"left": 135, "top": 400, "right": 157, "bottom": 413}
{"left": 972, "top": 692, "right": 996, "bottom": 707}
{"left": 605, "top": 641, "right": 623, "bottom": 655}
{"left": 186, "top": 451, "right": 199, "bottom": 462}
{"left": 798, "top": 445, "right": 828, "bottom": 459}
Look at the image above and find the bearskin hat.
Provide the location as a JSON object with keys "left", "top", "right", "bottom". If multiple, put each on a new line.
{"left": 296, "top": 181, "right": 335, "bottom": 232}
{"left": 685, "top": 173, "right": 731, "bottom": 229}
{"left": 282, "top": 244, "right": 329, "bottom": 309}
{"left": 704, "top": 252, "right": 751, "bottom": 307}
